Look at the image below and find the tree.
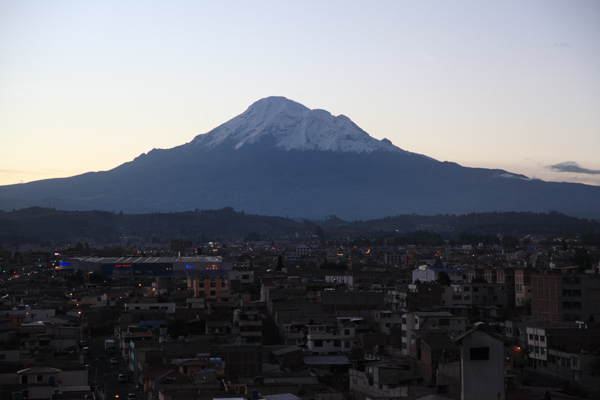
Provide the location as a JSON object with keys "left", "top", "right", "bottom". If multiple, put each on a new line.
{"left": 245, "top": 232, "right": 261, "bottom": 242}
{"left": 89, "top": 271, "right": 104, "bottom": 284}
{"left": 276, "top": 255, "right": 285, "bottom": 271}
{"left": 437, "top": 271, "right": 451, "bottom": 286}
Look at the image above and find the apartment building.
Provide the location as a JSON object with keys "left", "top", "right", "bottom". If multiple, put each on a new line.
{"left": 531, "top": 271, "right": 600, "bottom": 323}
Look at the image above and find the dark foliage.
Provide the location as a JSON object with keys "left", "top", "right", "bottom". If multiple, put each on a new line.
{"left": 0, "top": 208, "right": 598, "bottom": 246}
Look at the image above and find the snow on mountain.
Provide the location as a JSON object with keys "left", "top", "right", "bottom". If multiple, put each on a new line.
{"left": 189, "top": 96, "right": 403, "bottom": 153}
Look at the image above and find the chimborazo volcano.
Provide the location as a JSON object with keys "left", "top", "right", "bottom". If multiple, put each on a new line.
{"left": 1, "top": 96, "right": 599, "bottom": 220}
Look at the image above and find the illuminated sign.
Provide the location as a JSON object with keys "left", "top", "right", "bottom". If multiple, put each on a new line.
{"left": 185, "top": 265, "right": 195, "bottom": 269}
{"left": 60, "top": 261, "right": 71, "bottom": 266}
{"left": 115, "top": 264, "right": 132, "bottom": 267}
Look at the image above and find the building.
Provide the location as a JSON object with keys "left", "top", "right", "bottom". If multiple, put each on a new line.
{"left": 401, "top": 311, "right": 466, "bottom": 356}
{"left": 525, "top": 322, "right": 600, "bottom": 381}
{"left": 306, "top": 319, "right": 357, "bottom": 354}
{"left": 455, "top": 324, "right": 506, "bottom": 400}
{"left": 61, "top": 255, "right": 225, "bottom": 278}
{"left": 188, "top": 276, "right": 229, "bottom": 299}
{"left": 531, "top": 272, "right": 600, "bottom": 323}
{"left": 233, "top": 306, "right": 264, "bottom": 344}
{"left": 514, "top": 268, "right": 534, "bottom": 308}
{"left": 411, "top": 265, "right": 465, "bottom": 283}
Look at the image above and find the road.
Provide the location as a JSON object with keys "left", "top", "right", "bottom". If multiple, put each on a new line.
{"left": 83, "top": 335, "right": 137, "bottom": 400}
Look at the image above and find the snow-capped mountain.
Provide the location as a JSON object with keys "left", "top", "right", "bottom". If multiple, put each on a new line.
{"left": 0, "top": 97, "right": 599, "bottom": 220}
{"left": 189, "top": 96, "right": 403, "bottom": 153}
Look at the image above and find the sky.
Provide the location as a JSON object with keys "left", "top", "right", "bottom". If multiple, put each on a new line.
{"left": 1, "top": 1, "right": 599, "bottom": 187}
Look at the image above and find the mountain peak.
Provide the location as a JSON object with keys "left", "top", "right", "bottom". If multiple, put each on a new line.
{"left": 245, "top": 96, "right": 310, "bottom": 117}
{"left": 189, "top": 96, "right": 402, "bottom": 153}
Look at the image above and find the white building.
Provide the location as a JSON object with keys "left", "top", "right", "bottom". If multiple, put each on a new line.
{"left": 411, "top": 265, "right": 465, "bottom": 283}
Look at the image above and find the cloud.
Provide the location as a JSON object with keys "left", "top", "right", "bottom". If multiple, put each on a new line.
{"left": 548, "top": 161, "right": 600, "bottom": 175}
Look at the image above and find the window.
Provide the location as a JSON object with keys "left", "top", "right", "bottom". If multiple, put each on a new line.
{"left": 540, "top": 336, "right": 545, "bottom": 342}
{"left": 314, "top": 340, "right": 323, "bottom": 347}
{"left": 528, "top": 334, "right": 533, "bottom": 340}
{"left": 37, "top": 374, "right": 43, "bottom": 382}
{"left": 470, "top": 347, "right": 489, "bottom": 360}
{"left": 439, "top": 318, "right": 450, "bottom": 326}
{"left": 563, "top": 314, "right": 582, "bottom": 322}
{"left": 210, "top": 290, "right": 216, "bottom": 296}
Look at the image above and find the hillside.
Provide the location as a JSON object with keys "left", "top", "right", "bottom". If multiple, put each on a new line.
{"left": 1, "top": 207, "right": 599, "bottom": 246}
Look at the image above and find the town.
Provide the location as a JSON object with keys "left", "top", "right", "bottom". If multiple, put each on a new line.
{"left": 1, "top": 234, "right": 599, "bottom": 400}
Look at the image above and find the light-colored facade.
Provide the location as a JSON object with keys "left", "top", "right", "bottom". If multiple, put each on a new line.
{"left": 411, "top": 265, "right": 465, "bottom": 283}
{"left": 456, "top": 326, "right": 506, "bottom": 400}
{"left": 306, "top": 320, "right": 357, "bottom": 354}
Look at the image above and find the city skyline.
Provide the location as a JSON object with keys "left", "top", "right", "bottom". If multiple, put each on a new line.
{"left": 1, "top": 1, "right": 599, "bottom": 187}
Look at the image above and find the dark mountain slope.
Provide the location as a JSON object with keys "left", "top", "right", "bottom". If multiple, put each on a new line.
{"left": 0, "top": 97, "right": 599, "bottom": 219}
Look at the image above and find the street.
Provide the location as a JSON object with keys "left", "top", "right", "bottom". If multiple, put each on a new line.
{"left": 83, "top": 335, "right": 137, "bottom": 400}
